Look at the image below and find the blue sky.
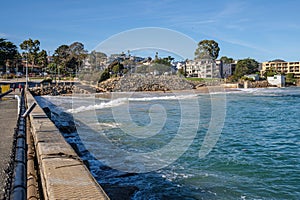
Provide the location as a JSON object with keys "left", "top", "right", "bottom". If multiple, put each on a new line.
{"left": 1, "top": 0, "right": 300, "bottom": 62}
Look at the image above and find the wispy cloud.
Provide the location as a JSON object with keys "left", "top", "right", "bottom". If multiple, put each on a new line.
{"left": 220, "top": 37, "right": 271, "bottom": 53}
{"left": 156, "top": 1, "right": 250, "bottom": 31}
{"left": 284, "top": 23, "right": 300, "bottom": 30}
{"left": 0, "top": 33, "right": 7, "bottom": 37}
{"left": 160, "top": 1, "right": 270, "bottom": 55}
{"left": 169, "top": 19, "right": 216, "bottom": 27}
{"left": 215, "top": 1, "right": 247, "bottom": 19}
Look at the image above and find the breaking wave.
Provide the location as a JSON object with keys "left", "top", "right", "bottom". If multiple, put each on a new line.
{"left": 128, "top": 94, "right": 197, "bottom": 101}
{"left": 67, "top": 98, "right": 127, "bottom": 113}
{"left": 67, "top": 94, "right": 197, "bottom": 113}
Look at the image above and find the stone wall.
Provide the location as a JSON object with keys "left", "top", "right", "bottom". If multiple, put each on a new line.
{"left": 241, "top": 80, "right": 270, "bottom": 88}
{"left": 29, "top": 84, "right": 74, "bottom": 96}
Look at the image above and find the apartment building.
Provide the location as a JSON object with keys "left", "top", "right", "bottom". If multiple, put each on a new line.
{"left": 219, "top": 60, "right": 238, "bottom": 78}
{"left": 185, "top": 59, "right": 222, "bottom": 78}
{"left": 261, "top": 61, "right": 300, "bottom": 78}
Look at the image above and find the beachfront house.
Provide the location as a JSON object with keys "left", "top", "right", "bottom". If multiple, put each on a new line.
{"left": 267, "top": 74, "right": 285, "bottom": 87}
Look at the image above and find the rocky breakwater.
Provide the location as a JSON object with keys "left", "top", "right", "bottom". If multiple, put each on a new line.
{"left": 242, "top": 80, "right": 270, "bottom": 88}
{"left": 29, "top": 84, "right": 74, "bottom": 96}
{"left": 98, "top": 74, "right": 194, "bottom": 92}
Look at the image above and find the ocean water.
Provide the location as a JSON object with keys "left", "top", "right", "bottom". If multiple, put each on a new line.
{"left": 35, "top": 87, "right": 300, "bottom": 200}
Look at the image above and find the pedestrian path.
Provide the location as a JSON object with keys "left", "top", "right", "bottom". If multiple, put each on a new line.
{"left": 0, "top": 93, "right": 18, "bottom": 199}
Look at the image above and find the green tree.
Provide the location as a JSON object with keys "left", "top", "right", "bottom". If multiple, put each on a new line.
{"left": 12, "top": 53, "right": 23, "bottom": 73}
{"left": 195, "top": 40, "right": 220, "bottom": 60}
{"left": 20, "top": 38, "right": 40, "bottom": 66}
{"left": 47, "top": 62, "right": 56, "bottom": 73}
{"left": 286, "top": 73, "right": 296, "bottom": 84}
{"left": 36, "top": 50, "right": 48, "bottom": 69}
{"left": 68, "top": 42, "right": 87, "bottom": 75}
{"left": 98, "top": 68, "right": 110, "bottom": 83}
{"left": 0, "top": 38, "right": 18, "bottom": 72}
{"left": 53, "top": 45, "right": 69, "bottom": 67}
{"left": 46, "top": 62, "right": 57, "bottom": 77}
{"left": 262, "top": 67, "right": 277, "bottom": 79}
{"left": 111, "top": 63, "right": 124, "bottom": 75}
{"left": 220, "top": 56, "right": 234, "bottom": 64}
{"left": 153, "top": 56, "right": 174, "bottom": 66}
{"left": 234, "top": 58, "right": 259, "bottom": 79}
{"left": 53, "top": 42, "right": 87, "bottom": 76}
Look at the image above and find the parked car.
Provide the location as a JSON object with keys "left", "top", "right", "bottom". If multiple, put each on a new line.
{"left": 16, "top": 72, "right": 23, "bottom": 77}
{"left": 40, "top": 72, "right": 48, "bottom": 76}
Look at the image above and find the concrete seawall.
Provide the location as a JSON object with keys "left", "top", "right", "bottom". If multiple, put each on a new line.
{"left": 25, "top": 91, "right": 109, "bottom": 199}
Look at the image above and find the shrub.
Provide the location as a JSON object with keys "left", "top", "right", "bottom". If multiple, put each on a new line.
{"left": 98, "top": 69, "right": 110, "bottom": 83}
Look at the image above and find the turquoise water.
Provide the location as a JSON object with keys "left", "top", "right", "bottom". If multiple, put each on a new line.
{"left": 36, "top": 87, "right": 300, "bottom": 199}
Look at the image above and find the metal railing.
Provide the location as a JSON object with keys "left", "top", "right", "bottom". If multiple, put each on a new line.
{"left": 0, "top": 89, "right": 13, "bottom": 99}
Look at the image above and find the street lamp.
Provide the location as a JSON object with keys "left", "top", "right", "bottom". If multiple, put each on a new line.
{"left": 25, "top": 53, "right": 28, "bottom": 90}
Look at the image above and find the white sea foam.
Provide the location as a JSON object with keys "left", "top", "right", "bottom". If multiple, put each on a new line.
{"left": 67, "top": 98, "right": 127, "bottom": 113}
{"left": 89, "top": 122, "right": 121, "bottom": 129}
{"left": 128, "top": 94, "right": 197, "bottom": 101}
{"left": 236, "top": 87, "right": 294, "bottom": 96}
{"left": 67, "top": 94, "right": 197, "bottom": 113}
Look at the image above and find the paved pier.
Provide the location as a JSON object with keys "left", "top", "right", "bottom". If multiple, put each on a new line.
{"left": 26, "top": 91, "right": 109, "bottom": 199}
{"left": 0, "top": 84, "right": 109, "bottom": 199}
{"left": 0, "top": 93, "right": 18, "bottom": 198}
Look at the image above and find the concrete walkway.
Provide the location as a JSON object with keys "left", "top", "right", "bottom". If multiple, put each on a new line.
{"left": 26, "top": 91, "right": 109, "bottom": 199}
{"left": 0, "top": 93, "right": 18, "bottom": 198}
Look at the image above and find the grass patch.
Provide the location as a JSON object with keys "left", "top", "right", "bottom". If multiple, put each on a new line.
{"left": 185, "top": 77, "right": 205, "bottom": 81}
{"left": 185, "top": 77, "right": 222, "bottom": 82}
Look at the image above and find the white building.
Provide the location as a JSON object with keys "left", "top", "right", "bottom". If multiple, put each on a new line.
{"left": 185, "top": 59, "right": 221, "bottom": 78}
{"left": 176, "top": 62, "right": 185, "bottom": 70}
{"left": 267, "top": 74, "right": 285, "bottom": 87}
